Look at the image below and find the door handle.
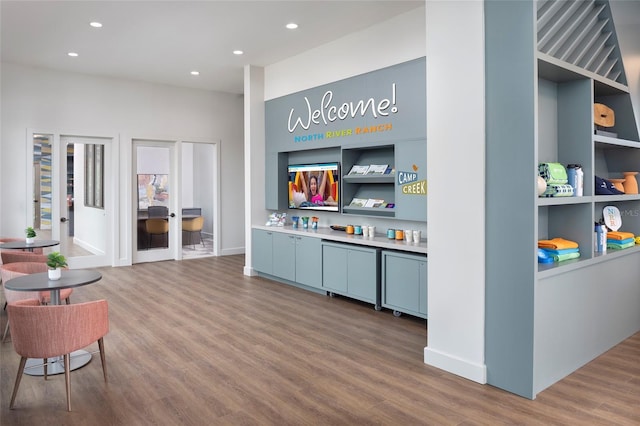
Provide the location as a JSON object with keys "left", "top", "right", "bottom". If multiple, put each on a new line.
{"left": 170, "top": 213, "right": 176, "bottom": 218}
{"left": 60, "top": 217, "right": 67, "bottom": 223}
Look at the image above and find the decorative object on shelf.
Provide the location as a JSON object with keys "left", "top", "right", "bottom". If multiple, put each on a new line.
{"left": 603, "top": 205, "right": 622, "bottom": 232}
{"left": 311, "top": 217, "right": 319, "bottom": 230}
{"left": 594, "top": 103, "right": 615, "bottom": 127}
{"left": 387, "top": 228, "right": 395, "bottom": 239}
{"left": 537, "top": 238, "right": 581, "bottom": 262}
{"left": 622, "top": 171, "right": 638, "bottom": 194}
{"left": 25, "top": 226, "right": 36, "bottom": 244}
{"left": 606, "top": 230, "right": 636, "bottom": 250}
{"left": 595, "top": 223, "right": 607, "bottom": 253}
{"left": 301, "top": 217, "right": 310, "bottom": 229}
{"left": 594, "top": 103, "right": 618, "bottom": 137}
{"left": 538, "top": 162, "right": 573, "bottom": 197}
{"left": 329, "top": 225, "right": 347, "bottom": 232}
{"left": 538, "top": 162, "right": 568, "bottom": 184}
{"left": 609, "top": 178, "right": 626, "bottom": 193}
{"left": 291, "top": 216, "right": 299, "bottom": 228}
{"left": 265, "top": 212, "right": 287, "bottom": 227}
{"left": 537, "top": 176, "right": 547, "bottom": 196}
{"left": 412, "top": 230, "right": 421, "bottom": 243}
{"left": 346, "top": 224, "right": 354, "bottom": 234}
{"left": 541, "top": 184, "right": 574, "bottom": 197}
{"left": 566, "top": 164, "right": 583, "bottom": 197}
{"left": 595, "top": 176, "right": 625, "bottom": 195}
{"left": 395, "top": 229, "right": 404, "bottom": 241}
{"left": 46, "top": 251, "right": 67, "bottom": 281}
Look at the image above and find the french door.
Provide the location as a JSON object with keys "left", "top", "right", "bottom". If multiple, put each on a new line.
{"left": 29, "top": 131, "right": 114, "bottom": 268}
{"left": 133, "top": 140, "right": 178, "bottom": 263}
{"left": 132, "top": 138, "right": 219, "bottom": 264}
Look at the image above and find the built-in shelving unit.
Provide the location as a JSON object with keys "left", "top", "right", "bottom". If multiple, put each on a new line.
{"left": 486, "top": 0, "right": 640, "bottom": 399}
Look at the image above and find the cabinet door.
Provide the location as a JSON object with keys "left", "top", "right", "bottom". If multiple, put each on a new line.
{"left": 419, "top": 260, "right": 428, "bottom": 316}
{"left": 252, "top": 229, "right": 273, "bottom": 274}
{"left": 295, "top": 236, "right": 322, "bottom": 288}
{"left": 272, "top": 233, "right": 296, "bottom": 281}
{"left": 322, "top": 244, "right": 348, "bottom": 292}
{"left": 382, "top": 251, "right": 427, "bottom": 317}
{"left": 346, "top": 247, "right": 378, "bottom": 303}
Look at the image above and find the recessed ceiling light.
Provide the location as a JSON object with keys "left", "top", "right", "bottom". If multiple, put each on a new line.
{"left": 89, "top": 22, "right": 102, "bottom": 28}
{"left": 190, "top": 71, "right": 200, "bottom": 76}
{"left": 67, "top": 52, "right": 79, "bottom": 57}
{"left": 233, "top": 50, "right": 243, "bottom": 55}
{"left": 286, "top": 23, "right": 298, "bottom": 30}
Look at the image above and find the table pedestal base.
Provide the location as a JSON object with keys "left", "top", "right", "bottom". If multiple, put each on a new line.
{"left": 23, "top": 350, "right": 92, "bottom": 376}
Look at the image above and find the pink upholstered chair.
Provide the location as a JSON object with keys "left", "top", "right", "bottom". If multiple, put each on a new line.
{"left": 0, "top": 238, "right": 44, "bottom": 264}
{"left": 7, "top": 299, "right": 109, "bottom": 411}
{"left": 1, "top": 262, "right": 73, "bottom": 342}
{"left": 1, "top": 251, "right": 47, "bottom": 265}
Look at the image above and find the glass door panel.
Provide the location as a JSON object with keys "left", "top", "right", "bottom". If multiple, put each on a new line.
{"left": 59, "top": 137, "right": 111, "bottom": 268}
{"left": 134, "top": 141, "right": 177, "bottom": 263}
{"left": 31, "top": 133, "right": 112, "bottom": 268}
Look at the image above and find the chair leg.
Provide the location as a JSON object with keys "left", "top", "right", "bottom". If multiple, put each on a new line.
{"left": 2, "top": 320, "right": 9, "bottom": 343}
{"left": 98, "top": 337, "right": 108, "bottom": 382}
{"left": 9, "top": 357, "right": 27, "bottom": 409}
{"left": 200, "top": 231, "right": 205, "bottom": 247}
{"left": 64, "top": 353, "right": 71, "bottom": 411}
{"left": 65, "top": 296, "right": 71, "bottom": 305}
{"left": 43, "top": 358, "right": 48, "bottom": 380}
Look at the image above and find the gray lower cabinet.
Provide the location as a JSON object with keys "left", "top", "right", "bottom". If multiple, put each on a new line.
{"left": 321, "top": 242, "right": 380, "bottom": 308}
{"left": 382, "top": 250, "right": 427, "bottom": 318}
{"left": 252, "top": 228, "right": 274, "bottom": 275}
{"left": 253, "top": 229, "right": 322, "bottom": 289}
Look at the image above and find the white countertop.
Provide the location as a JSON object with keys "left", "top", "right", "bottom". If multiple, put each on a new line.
{"left": 253, "top": 225, "right": 427, "bottom": 255}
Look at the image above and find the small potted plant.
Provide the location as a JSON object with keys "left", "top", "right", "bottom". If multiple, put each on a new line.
{"left": 46, "top": 251, "right": 68, "bottom": 281}
{"left": 25, "top": 226, "right": 36, "bottom": 244}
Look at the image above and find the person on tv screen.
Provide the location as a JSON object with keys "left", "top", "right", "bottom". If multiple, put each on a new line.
{"left": 299, "top": 170, "right": 337, "bottom": 207}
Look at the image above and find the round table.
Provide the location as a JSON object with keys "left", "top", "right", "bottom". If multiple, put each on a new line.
{"left": 0, "top": 239, "right": 60, "bottom": 252}
{"left": 5, "top": 269, "right": 103, "bottom": 376}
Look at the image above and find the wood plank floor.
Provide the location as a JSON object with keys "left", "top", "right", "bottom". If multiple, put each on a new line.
{"left": 1, "top": 255, "right": 639, "bottom": 425}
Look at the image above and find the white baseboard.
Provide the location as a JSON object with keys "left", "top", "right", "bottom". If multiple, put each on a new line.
{"left": 220, "top": 247, "right": 245, "bottom": 256}
{"left": 424, "top": 346, "right": 487, "bottom": 384}
{"left": 243, "top": 266, "right": 256, "bottom": 276}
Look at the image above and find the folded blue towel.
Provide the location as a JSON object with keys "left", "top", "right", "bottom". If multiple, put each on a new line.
{"left": 541, "top": 248, "right": 579, "bottom": 255}
{"left": 607, "top": 238, "right": 634, "bottom": 245}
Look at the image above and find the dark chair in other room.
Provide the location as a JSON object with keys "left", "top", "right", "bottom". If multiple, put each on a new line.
{"left": 7, "top": 299, "right": 109, "bottom": 411}
{"left": 182, "top": 216, "right": 205, "bottom": 248}
{"left": 181, "top": 207, "right": 201, "bottom": 216}
{"left": 145, "top": 218, "right": 169, "bottom": 248}
{"left": 147, "top": 205, "right": 169, "bottom": 218}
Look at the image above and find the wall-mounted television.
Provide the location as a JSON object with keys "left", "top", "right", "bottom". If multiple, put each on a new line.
{"left": 288, "top": 162, "right": 340, "bottom": 212}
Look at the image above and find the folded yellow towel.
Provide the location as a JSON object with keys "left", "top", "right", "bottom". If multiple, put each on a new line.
{"left": 607, "top": 231, "right": 635, "bottom": 240}
{"left": 636, "top": 236, "right": 640, "bottom": 245}
{"left": 538, "top": 238, "right": 579, "bottom": 250}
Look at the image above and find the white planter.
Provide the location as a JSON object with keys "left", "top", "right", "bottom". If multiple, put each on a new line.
{"left": 48, "top": 268, "right": 62, "bottom": 281}
{"left": 26, "top": 237, "right": 34, "bottom": 244}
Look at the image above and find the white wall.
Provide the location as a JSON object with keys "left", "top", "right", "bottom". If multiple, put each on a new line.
{"left": 265, "top": 8, "right": 426, "bottom": 101}
{"left": 423, "top": 1, "right": 486, "bottom": 383}
{"left": 0, "top": 62, "right": 244, "bottom": 260}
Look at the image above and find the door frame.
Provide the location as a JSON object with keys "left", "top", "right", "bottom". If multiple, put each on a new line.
{"left": 26, "top": 128, "right": 119, "bottom": 268}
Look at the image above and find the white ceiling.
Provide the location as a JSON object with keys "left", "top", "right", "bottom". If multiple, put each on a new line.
{"left": 0, "top": 0, "right": 424, "bottom": 94}
{"left": 2, "top": 1, "right": 638, "bottom": 96}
